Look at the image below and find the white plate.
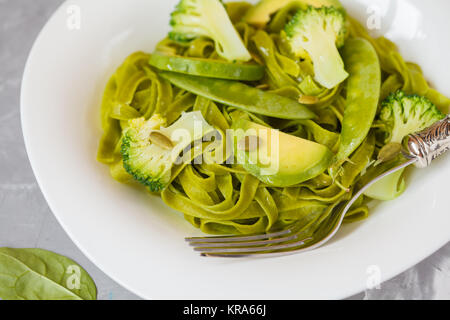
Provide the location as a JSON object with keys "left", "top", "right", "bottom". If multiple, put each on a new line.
{"left": 21, "top": 0, "right": 450, "bottom": 299}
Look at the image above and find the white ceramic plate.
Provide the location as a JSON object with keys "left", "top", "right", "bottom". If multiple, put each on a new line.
{"left": 21, "top": 0, "right": 450, "bottom": 299}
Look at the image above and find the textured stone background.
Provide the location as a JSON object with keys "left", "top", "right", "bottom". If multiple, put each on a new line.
{"left": 1, "top": 0, "right": 449, "bottom": 300}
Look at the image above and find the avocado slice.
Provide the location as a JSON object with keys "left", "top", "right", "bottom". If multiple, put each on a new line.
{"left": 233, "top": 119, "right": 333, "bottom": 187}
{"left": 244, "top": 0, "right": 343, "bottom": 27}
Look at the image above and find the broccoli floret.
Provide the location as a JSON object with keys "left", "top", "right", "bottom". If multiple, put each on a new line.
{"left": 285, "top": 6, "right": 348, "bottom": 89}
{"left": 363, "top": 91, "right": 445, "bottom": 201}
{"left": 169, "top": 0, "right": 252, "bottom": 62}
{"left": 121, "top": 114, "right": 168, "bottom": 192}
{"left": 380, "top": 91, "right": 446, "bottom": 144}
{"left": 121, "top": 112, "right": 215, "bottom": 192}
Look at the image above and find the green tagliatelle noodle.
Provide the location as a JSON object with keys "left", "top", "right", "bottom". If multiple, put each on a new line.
{"left": 97, "top": 2, "right": 449, "bottom": 235}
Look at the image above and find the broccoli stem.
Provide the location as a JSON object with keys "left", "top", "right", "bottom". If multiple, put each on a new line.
{"left": 303, "top": 29, "right": 348, "bottom": 89}
{"left": 203, "top": 7, "right": 251, "bottom": 62}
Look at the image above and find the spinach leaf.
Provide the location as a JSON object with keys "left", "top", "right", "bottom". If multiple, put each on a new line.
{"left": 0, "top": 248, "right": 97, "bottom": 300}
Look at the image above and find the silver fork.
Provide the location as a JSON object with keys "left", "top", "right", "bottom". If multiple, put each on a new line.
{"left": 186, "top": 116, "right": 450, "bottom": 257}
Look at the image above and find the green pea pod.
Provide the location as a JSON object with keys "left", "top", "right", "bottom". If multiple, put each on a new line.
{"left": 335, "top": 38, "right": 381, "bottom": 165}
{"left": 149, "top": 53, "right": 265, "bottom": 81}
{"left": 160, "top": 71, "right": 316, "bottom": 120}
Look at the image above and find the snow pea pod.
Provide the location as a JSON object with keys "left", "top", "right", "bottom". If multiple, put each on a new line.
{"left": 160, "top": 71, "right": 316, "bottom": 120}
{"left": 335, "top": 38, "right": 381, "bottom": 164}
{"left": 149, "top": 53, "right": 265, "bottom": 81}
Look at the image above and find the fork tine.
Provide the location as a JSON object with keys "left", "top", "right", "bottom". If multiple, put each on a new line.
{"left": 196, "top": 237, "right": 313, "bottom": 254}
{"left": 190, "top": 234, "right": 299, "bottom": 248}
{"left": 201, "top": 250, "right": 310, "bottom": 258}
{"left": 185, "top": 229, "right": 292, "bottom": 243}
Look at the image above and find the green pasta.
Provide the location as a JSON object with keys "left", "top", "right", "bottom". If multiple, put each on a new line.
{"left": 97, "top": 1, "right": 449, "bottom": 236}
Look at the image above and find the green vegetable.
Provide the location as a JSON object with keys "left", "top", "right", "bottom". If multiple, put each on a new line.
{"left": 359, "top": 157, "right": 407, "bottom": 201}
{"left": 244, "top": 0, "right": 343, "bottom": 27}
{"left": 379, "top": 91, "right": 446, "bottom": 144}
{"left": 122, "top": 112, "right": 215, "bottom": 192}
{"left": 363, "top": 91, "right": 445, "bottom": 200}
{"left": 160, "top": 71, "right": 316, "bottom": 120}
{"left": 363, "top": 166, "right": 406, "bottom": 201}
{"left": 233, "top": 119, "right": 334, "bottom": 187}
{"left": 285, "top": 6, "right": 348, "bottom": 89}
{"left": 149, "top": 53, "right": 265, "bottom": 81}
{"left": 334, "top": 38, "right": 381, "bottom": 164}
{"left": 169, "top": 0, "right": 251, "bottom": 62}
{"left": 0, "top": 248, "right": 97, "bottom": 300}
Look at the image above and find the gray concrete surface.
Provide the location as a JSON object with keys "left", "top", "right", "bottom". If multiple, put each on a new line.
{"left": 1, "top": 0, "right": 449, "bottom": 300}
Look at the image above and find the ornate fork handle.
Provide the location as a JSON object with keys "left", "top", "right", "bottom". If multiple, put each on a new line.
{"left": 407, "top": 115, "right": 450, "bottom": 168}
